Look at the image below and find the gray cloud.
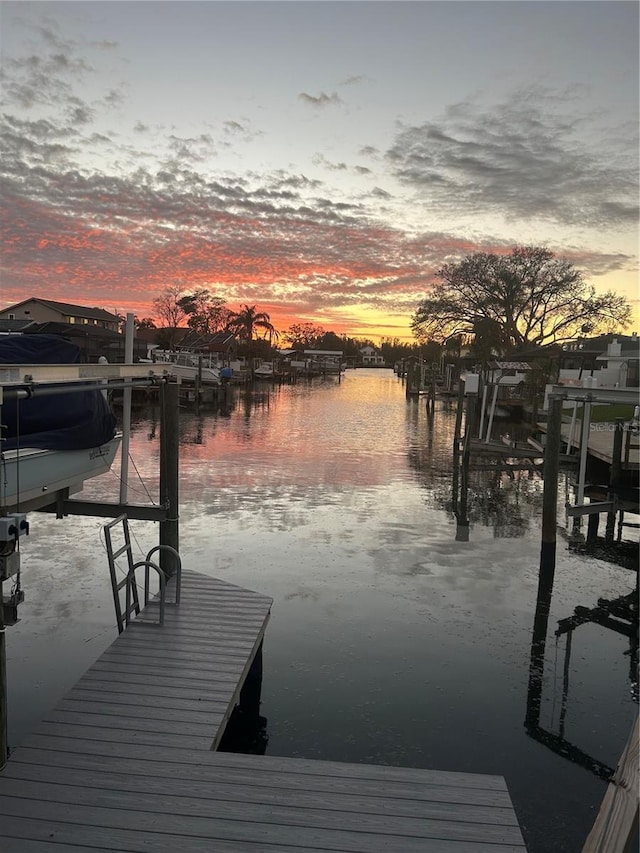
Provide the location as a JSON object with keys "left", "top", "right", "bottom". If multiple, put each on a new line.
{"left": 299, "top": 91, "right": 343, "bottom": 107}
{"left": 386, "top": 86, "right": 639, "bottom": 229}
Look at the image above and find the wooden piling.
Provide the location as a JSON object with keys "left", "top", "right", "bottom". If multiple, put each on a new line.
{"left": 606, "top": 419, "right": 625, "bottom": 542}
{"left": 540, "top": 394, "right": 563, "bottom": 573}
{"left": 0, "top": 582, "right": 7, "bottom": 770}
{"left": 159, "top": 379, "right": 180, "bottom": 578}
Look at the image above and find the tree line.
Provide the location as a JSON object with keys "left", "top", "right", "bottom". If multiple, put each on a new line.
{"left": 126, "top": 244, "right": 630, "bottom": 364}
{"left": 134, "top": 285, "right": 420, "bottom": 361}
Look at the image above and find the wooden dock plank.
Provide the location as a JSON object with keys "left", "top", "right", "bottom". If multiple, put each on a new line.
{"left": 1, "top": 763, "right": 518, "bottom": 825}
{"left": 0, "top": 816, "right": 525, "bottom": 853}
{"left": 7, "top": 749, "right": 516, "bottom": 808}
{"left": 0, "top": 570, "right": 527, "bottom": 851}
{"left": 17, "top": 732, "right": 510, "bottom": 790}
{"left": 0, "top": 778, "right": 525, "bottom": 845}
{"left": 65, "top": 686, "right": 231, "bottom": 710}
{"left": 33, "top": 720, "right": 215, "bottom": 750}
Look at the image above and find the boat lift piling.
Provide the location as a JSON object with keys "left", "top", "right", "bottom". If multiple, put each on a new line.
{"left": 159, "top": 379, "right": 180, "bottom": 579}
{"left": 118, "top": 314, "right": 135, "bottom": 505}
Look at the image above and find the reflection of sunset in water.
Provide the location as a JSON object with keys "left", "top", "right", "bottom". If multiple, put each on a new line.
{"left": 8, "top": 369, "right": 637, "bottom": 853}
{"left": 121, "top": 375, "right": 456, "bottom": 500}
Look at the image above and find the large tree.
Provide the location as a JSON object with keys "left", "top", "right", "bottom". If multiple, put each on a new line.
{"left": 411, "top": 246, "right": 631, "bottom": 353}
{"left": 178, "top": 289, "right": 232, "bottom": 335}
{"left": 285, "top": 322, "right": 325, "bottom": 348}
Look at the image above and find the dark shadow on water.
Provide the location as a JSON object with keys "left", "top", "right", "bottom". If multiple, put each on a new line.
{"left": 217, "top": 708, "right": 269, "bottom": 755}
{"left": 525, "top": 560, "right": 638, "bottom": 780}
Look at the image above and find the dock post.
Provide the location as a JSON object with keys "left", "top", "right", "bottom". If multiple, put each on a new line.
{"left": 541, "top": 394, "right": 562, "bottom": 573}
{"left": 0, "top": 582, "right": 6, "bottom": 770}
{"left": 118, "top": 313, "right": 135, "bottom": 504}
{"left": 159, "top": 379, "right": 180, "bottom": 578}
{"left": 606, "top": 419, "right": 625, "bottom": 543}
{"left": 587, "top": 511, "right": 600, "bottom": 542}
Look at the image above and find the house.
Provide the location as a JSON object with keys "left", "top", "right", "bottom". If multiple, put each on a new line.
{"left": 359, "top": 346, "right": 386, "bottom": 366}
{"left": 558, "top": 334, "right": 639, "bottom": 389}
{"left": 0, "top": 298, "right": 147, "bottom": 361}
{"left": 0, "top": 298, "right": 120, "bottom": 332}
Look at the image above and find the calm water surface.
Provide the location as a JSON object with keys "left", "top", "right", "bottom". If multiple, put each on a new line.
{"left": 7, "top": 369, "right": 638, "bottom": 853}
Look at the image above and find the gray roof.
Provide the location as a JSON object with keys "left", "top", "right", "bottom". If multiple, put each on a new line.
{"left": 2, "top": 297, "right": 119, "bottom": 322}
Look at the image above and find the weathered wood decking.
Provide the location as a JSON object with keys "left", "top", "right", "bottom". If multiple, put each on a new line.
{"left": 0, "top": 570, "right": 527, "bottom": 851}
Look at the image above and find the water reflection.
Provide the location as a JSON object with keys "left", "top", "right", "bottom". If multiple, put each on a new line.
{"left": 526, "top": 542, "right": 638, "bottom": 781}
{"left": 6, "top": 369, "right": 639, "bottom": 853}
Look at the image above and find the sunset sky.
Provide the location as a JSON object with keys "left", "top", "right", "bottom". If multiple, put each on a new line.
{"left": 1, "top": 1, "right": 638, "bottom": 342}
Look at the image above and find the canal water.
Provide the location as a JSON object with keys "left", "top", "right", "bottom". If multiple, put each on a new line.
{"left": 6, "top": 368, "right": 638, "bottom": 853}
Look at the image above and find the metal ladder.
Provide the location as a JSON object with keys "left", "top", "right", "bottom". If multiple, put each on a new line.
{"left": 103, "top": 514, "right": 182, "bottom": 634}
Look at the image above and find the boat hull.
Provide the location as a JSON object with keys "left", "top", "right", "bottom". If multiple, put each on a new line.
{"left": 1, "top": 434, "right": 122, "bottom": 512}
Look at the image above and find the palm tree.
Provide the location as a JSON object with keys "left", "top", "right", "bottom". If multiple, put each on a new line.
{"left": 228, "top": 305, "right": 278, "bottom": 343}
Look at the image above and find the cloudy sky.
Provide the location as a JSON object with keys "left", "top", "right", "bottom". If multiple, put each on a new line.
{"left": 1, "top": 1, "right": 638, "bottom": 341}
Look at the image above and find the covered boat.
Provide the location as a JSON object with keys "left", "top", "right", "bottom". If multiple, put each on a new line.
{"left": 0, "top": 334, "right": 121, "bottom": 512}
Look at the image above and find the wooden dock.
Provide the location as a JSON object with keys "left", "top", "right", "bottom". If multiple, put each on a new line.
{"left": 0, "top": 569, "right": 527, "bottom": 851}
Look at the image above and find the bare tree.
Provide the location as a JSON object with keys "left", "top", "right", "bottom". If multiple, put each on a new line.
{"left": 153, "top": 285, "right": 188, "bottom": 330}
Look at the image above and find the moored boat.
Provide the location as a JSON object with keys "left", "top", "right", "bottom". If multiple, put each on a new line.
{"left": 0, "top": 333, "right": 123, "bottom": 512}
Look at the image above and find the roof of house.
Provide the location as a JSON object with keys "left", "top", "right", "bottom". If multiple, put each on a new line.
{"left": 561, "top": 334, "right": 639, "bottom": 354}
{"left": 1, "top": 297, "right": 119, "bottom": 322}
{"left": 178, "top": 330, "right": 237, "bottom": 351}
{"left": 488, "top": 361, "right": 532, "bottom": 371}
{"left": 24, "top": 322, "right": 123, "bottom": 340}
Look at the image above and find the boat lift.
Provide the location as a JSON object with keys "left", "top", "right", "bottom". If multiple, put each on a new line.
{"left": 0, "top": 348, "right": 181, "bottom": 768}
{"left": 542, "top": 384, "right": 639, "bottom": 518}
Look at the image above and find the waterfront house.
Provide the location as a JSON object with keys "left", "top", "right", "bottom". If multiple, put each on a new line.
{"left": 558, "top": 334, "right": 639, "bottom": 389}
{"left": 0, "top": 298, "right": 120, "bottom": 331}
{"left": 359, "top": 345, "right": 386, "bottom": 366}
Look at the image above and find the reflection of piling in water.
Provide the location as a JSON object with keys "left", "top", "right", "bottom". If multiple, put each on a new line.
{"left": 451, "top": 382, "right": 465, "bottom": 516}
{"left": 526, "top": 394, "right": 562, "bottom": 730}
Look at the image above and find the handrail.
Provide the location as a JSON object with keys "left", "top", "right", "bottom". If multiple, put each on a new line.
{"left": 125, "top": 559, "right": 166, "bottom": 628}
{"left": 104, "top": 514, "right": 182, "bottom": 633}
{"left": 144, "top": 545, "right": 182, "bottom": 606}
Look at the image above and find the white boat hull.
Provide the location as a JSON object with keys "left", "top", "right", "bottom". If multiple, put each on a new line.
{"left": 1, "top": 434, "right": 122, "bottom": 511}
{"left": 140, "top": 358, "right": 220, "bottom": 385}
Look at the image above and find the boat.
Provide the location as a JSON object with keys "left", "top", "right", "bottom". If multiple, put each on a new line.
{"left": 1, "top": 435, "right": 122, "bottom": 513}
{"left": 141, "top": 351, "right": 220, "bottom": 385}
{"left": 253, "top": 361, "right": 275, "bottom": 379}
{"left": 0, "top": 333, "right": 123, "bottom": 513}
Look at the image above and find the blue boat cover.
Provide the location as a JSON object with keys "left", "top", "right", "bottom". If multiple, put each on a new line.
{"left": 0, "top": 335, "right": 117, "bottom": 451}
